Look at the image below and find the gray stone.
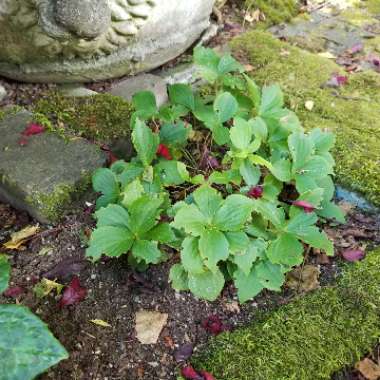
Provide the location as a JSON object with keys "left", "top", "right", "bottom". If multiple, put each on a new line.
{"left": 58, "top": 84, "right": 98, "bottom": 97}
{"left": 0, "top": 85, "right": 6, "bottom": 102}
{"left": 157, "top": 63, "right": 198, "bottom": 86}
{"left": 0, "top": 111, "right": 106, "bottom": 223}
{"left": 109, "top": 74, "right": 168, "bottom": 107}
{"left": 55, "top": 0, "right": 111, "bottom": 39}
{"left": 0, "top": 0, "right": 215, "bottom": 83}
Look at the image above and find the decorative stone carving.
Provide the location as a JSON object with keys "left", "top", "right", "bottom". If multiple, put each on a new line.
{"left": 0, "top": 0, "right": 215, "bottom": 83}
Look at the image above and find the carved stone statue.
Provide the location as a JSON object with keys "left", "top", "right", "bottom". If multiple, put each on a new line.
{"left": 0, "top": 0, "right": 215, "bottom": 83}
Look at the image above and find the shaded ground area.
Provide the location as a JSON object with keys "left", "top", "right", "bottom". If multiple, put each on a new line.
{"left": 0, "top": 200, "right": 378, "bottom": 379}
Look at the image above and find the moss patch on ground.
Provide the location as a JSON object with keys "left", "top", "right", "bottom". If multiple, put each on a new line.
{"left": 194, "top": 249, "right": 380, "bottom": 380}
{"left": 244, "top": 0, "right": 299, "bottom": 26}
{"left": 32, "top": 93, "right": 133, "bottom": 142}
{"left": 231, "top": 30, "right": 380, "bottom": 205}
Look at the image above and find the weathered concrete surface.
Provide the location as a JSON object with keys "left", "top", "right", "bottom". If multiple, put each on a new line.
{"left": 0, "top": 111, "right": 106, "bottom": 223}
{"left": 0, "top": 0, "right": 215, "bottom": 83}
{"left": 109, "top": 74, "right": 168, "bottom": 107}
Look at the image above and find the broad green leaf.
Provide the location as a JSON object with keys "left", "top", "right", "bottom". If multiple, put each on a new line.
{"left": 267, "top": 233, "right": 304, "bottom": 266}
{"left": 250, "top": 117, "right": 268, "bottom": 141}
{"left": 147, "top": 223, "right": 176, "bottom": 243}
{"left": 169, "top": 264, "right": 189, "bottom": 291}
{"left": 240, "top": 159, "right": 261, "bottom": 186}
{"left": 121, "top": 178, "right": 144, "bottom": 208}
{"left": 86, "top": 226, "right": 134, "bottom": 260}
{"left": 193, "top": 46, "right": 220, "bottom": 83}
{"left": 270, "top": 159, "right": 292, "bottom": 182}
{"left": 225, "top": 232, "right": 250, "bottom": 253}
{"left": 172, "top": 204, "right": 208, "bottom": 236}
{"left": 252, "top": 199, "right": 285, "bottom": 228}
{"left": 255, "top": 260, "right": 285, "bottom": 291}
{"left": 181, "top": 237, "right": 204, "bottom": 274}
{"left": 212, "top": 124, "right": 231, "bottom": 145}
{"left": 155, "top": 160, "right": 189, "bottom": 186}
{"left": 286, "top": 212, "right": 318, "bottom": 235}
{"left": 110, "top": 160, "right": 128, "bottom": 175}
{"left": 214, "top": 195, "right": 254, "bottom": 231}
{"left": 168, "top": 84, "right": 195, "bottom": 110}
{"left": 293, "top": 226, "right": 334, "bottom": 256}
{"left": 295, "top": 173, "right": 318, "bottom": 194}
{"left": 128, "top": 195, "right": 163, "bottom": 235}
{"left": 214, "top": 92, "right": 238, "bottom": 123}
{"left": 0, "top": 255, "right": 10, "bottom": 293}
{"left": 132, "top": 118, "right": 159, "bottom": 167}
{"left": 302, "top": 155, "right": 333, "bottom": 179}
{"left": 288, "top": 132, "right": 314, "bottom": 171}
{"left": 93, "top": 168, "right": 120, "bottom": 209}
{"left": 119, "top": 163, "right": 144, "bottom": 187}
{"left": 317, "top": 176, "right": 335, "bottom": 202}
{"left": 193, "top": 186, "right": 223, "bottom": 220}
{"left": 296, "top": 188, "right": 324, "bottom": 209}
{"left": 309, "top": 128, "right": 335, "bottom": 153}
{"left": 233, "top": 239, "right": 263, "bottom": 275}
{"left": 234, "top": 268, "right": 264, "bottom": 303}
{"left": 218, "top": 54, "right": 244, "bottom": 74}
{"left": 199, "top": 230, "right": 229, "bottom": 270}
{"left": 132, "top": 91, "right": 158, "bottom": 117}
{"left": 230, "top": 117, "right": 252, "bottom": 150}
{"left": 318, "top": 201, "right": 346, "bottom": 223}
{"left": 208, "top": 169, "right": 241, "bottom": 185}
{"left": 95, "top": 204, "right": 131, "bottom": 229}
{"left": 0, "top": 304, "right": 69, "bottom": 380}
{"left": 243, "top": 74, "right": 261, "bottom": 109}
{"left": 259, "top": 84, "right": 284, "bottom": 116}
{"left": 159, "top": 121, "right": 190, "bottom": 147}
{"left": 246, "top": 216, "right": 269, "bottom": 239}
{"left": 279, "top": 110, "right": 302, "bottom": 133}
{"left": 263, "top": 174, "right": 283, "bottom": 201}
{"left": 132, "top": 240, "right": 163, "bottom": 264}
{"left": 188, "top": 268, "right": 225, "bottom": 301}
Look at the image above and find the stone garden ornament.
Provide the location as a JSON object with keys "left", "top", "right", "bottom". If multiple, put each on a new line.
{"left": 0, "top": 0, "right": 215, "bottom": 83}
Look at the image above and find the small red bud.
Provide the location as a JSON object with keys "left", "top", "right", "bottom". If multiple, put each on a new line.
{"left": 248, "top": 186, "right": 264, "bottom": 199}
{"left": 157, "top": 144, "right": 172, "bottom": 160}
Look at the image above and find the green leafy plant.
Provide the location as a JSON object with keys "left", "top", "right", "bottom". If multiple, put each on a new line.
{"left": 0, "top": 255, "right": 68, "bottom": 380}
{"left": 87, "top": 47, "right": 345, "bottom": 303}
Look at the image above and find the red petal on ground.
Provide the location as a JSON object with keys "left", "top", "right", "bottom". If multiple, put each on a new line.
{"left": 293, "top": 200, "right": 315, "bottom": 213}
{"left": 3, "top": 286, "right": 24, "bottom": 298}
{"left": 22, "top": 123, "right": 45, "bottom": 137}
{"left": 157, "top": 144, "right": 172, "bottom": 160}
{"left": 181, "top": 365, "right": 203, "bottom": 380}
{"left": 342, "top": 249, "right": 365, "bottom": 262}
{"left": 201, "top": 315, "right": 228, "bottom": 336}
{"left": 58, "top": 276, "right": 87, "bottom": 308}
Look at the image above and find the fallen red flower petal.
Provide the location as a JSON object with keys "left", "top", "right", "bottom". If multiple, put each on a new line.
{"left": 247, "top": 186, "right": 264, "bottom": 199}
{"left": 22, "top": 123, "right": 45, "bottom": 137}
{"left": 157, "top": 144, "right": 172, "bottom": 160}
{"left": 58, "top": 276, "right": 87, "bottom": 308}
{"left": 293, "top": 200, "right": 315, "bottom": 213}
{"left": 342, "top": 249, "right": 365, "bottom": 262}
{"left": 199, "top": 370, "right": 216, "bottom": 380}
{"left": 181, "top": 365, "right": 203, "bottom": 380}
{"left": 18, "top": 137, "right": 29, "bottom": 146}
{"left": 201, "top": 315, "right": 228, "bottom": 336}
{"left": 3, "top": 286, "right": 24, "bottom": 298}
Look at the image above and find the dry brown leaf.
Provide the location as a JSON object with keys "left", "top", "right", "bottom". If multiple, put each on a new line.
{"left": 90, "top": 319, "right": 112, "bottom": 328}
{"left": 4, "top": 225, "right": 39, "bottom": 250}
{"left": 135, "top": 310, "right": 168, "bottom": 344}
{"left": 355, "top": 358, "right": 380, "bottom": 380}
{"left": 286, "top": 265, "right": 320, "bottom": 293}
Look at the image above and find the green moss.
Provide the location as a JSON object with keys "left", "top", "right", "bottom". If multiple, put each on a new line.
{"left": 0, "top": 105, "right": 24, "bottom": 122}
{"left": 26, "top": 173, "right": 91, "bottom": 222}
{"left": 244, "top": 0, "right": 299, "bottom": 27}
{"left": 194, "top": 249, "right": 380, "bottom": 380}
{"left": 231, "top": 30, "right": 380, "bottom": 205}
{"left": 32, "top": 93, "right": 133, "bottom": 142}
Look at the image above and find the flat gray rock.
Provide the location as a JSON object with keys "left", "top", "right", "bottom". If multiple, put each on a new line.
{"left": 58, "top": 84, "right": 98, "bottom": 97}
{"left": 0, "top": 111, "right": 106, "bottom": 223}
{"left": 0, "top": 85, "right": 6, "bottom": 102}
{"left": 109, "top": 74, "right": 168, "bottom": 107}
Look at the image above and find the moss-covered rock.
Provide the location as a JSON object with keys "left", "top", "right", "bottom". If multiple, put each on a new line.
{"left": 33, "top": 93, "right": 133, "bottom": 142}
{"left": 231, "top": 30, "right": 380, "bottom": 205}
{"left": 0, "top": 111, "right": 106, "bottom": 223}
{"left": 194, "top": 248, "right": 380, "bottom": 380}
{"left": 244, "top": 0, "right": 299, "bottom": 26}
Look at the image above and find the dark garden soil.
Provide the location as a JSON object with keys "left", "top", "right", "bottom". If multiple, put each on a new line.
{"left": 0, "top": 198, "right": 379, "bottom": 380}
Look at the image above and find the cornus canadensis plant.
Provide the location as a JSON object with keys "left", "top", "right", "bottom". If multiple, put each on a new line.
{"left": 86, "top": 47, "right": 345, "bottom": 302}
